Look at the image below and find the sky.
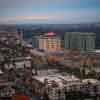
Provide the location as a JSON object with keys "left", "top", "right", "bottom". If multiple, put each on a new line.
{"left": 0, "top": 0, "right": 100, "bottom": 24}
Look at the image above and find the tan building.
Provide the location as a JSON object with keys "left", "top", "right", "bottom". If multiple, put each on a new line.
{"left": 33, "top": 32, "right": 61, "bottom": 51}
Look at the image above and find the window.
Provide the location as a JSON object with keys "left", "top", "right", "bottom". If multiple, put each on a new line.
{"left": 84, "top": 39, "right": 87, "bottom": 51}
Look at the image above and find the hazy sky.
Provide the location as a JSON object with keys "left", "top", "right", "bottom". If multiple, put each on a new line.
{"left": 0, "top": 0, "right": 100, "bottom": 24}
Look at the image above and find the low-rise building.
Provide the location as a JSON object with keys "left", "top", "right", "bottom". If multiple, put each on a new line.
{"left": 0, "top": 70, "right": 15, "bottom": 99}
{"left": 32, "top": 69, "right": 81, "bottom": 100}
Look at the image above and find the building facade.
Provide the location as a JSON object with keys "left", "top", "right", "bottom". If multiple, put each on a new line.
{"left": 32, "top": 32, "right": 61, "bottom": 51}
{"left": 64, "top": 32, "right": 96, "bottom": 51}
{"left": 32, "top": 36, "right": 39, "bottom": 48}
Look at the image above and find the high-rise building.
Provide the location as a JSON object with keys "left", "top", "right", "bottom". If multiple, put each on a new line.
{"left": 32, "top": 32, "right": 61, "bottom": 51}
{"left": 32, "top": 36, "right": 39, "bottom": 48}
{"left": 64, "top": 32, "right": 96, "bottom": 51}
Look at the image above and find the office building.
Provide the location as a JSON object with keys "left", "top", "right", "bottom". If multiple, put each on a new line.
{"left": 64, "top": 32, "right": 96, "bottom": 51}
{"left": 32, "top": 36, "right": 39, "bottom": 48}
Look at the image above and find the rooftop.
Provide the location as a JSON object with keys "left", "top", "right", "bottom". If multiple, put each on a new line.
{"left": 65, "top": 32, "right": 96, "bottom": 35}
{"left": 33, "top": 69, "right": 80, "bottom": 87}
{"left": 0, "top": 70, "right": 3, "bottom": 74}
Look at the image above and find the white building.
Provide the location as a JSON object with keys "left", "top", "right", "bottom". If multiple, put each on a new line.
{"left": 32, "top": 70, "right": 81, "bottom": 100}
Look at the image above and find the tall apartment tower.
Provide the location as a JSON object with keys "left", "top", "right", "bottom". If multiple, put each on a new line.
{"left": 32, "top": 36, "right": 39, "bottom": 48}
{"left": 17, "top": 29, "right": 24, "bottom": 40}
{"left": 64, "top": 32, "right": 96, "bottom": 51}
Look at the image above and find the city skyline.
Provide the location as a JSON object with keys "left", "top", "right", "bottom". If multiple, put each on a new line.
{"left": 0, "top": 0, "right": 100, "bottom": 24}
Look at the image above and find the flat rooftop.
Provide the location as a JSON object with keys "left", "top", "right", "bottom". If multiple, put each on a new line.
{"left": 65, "top": 32, "right": 96, "bottom": 36}
{"left": 33, "top": 69, "right": 80, "bottom": 87}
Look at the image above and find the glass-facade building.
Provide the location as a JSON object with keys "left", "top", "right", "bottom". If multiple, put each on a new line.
{"left": 64, "top": 32, "right": 96, "bottom": 51}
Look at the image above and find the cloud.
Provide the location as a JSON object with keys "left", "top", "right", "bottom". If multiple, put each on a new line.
{"left": 0, "top": 10, "right": 100, "bottom": 24}
{"left": 0, "top": 12, "right": 64, "bottom": 24}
